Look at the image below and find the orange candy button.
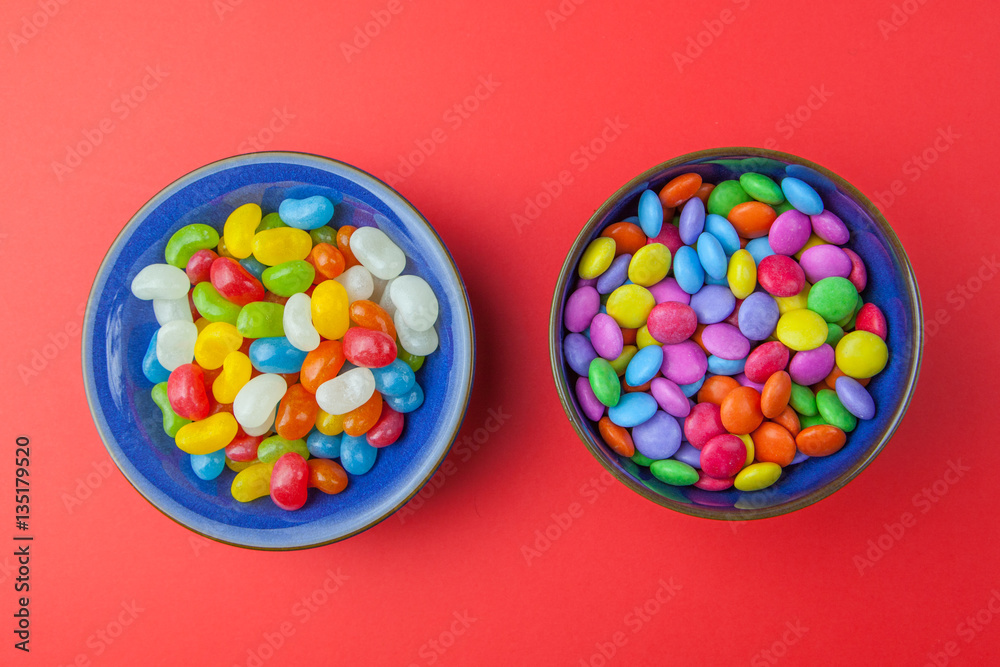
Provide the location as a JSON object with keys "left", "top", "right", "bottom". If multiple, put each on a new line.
{"left": 772, "top": 406, "right": 801, "bottom": 437}
{"left": 728, "top": 201, "right": 777, "bottom": 239}
{"left": 598, "top": 417, "right": 635, "bottom": 457}
{"left": 600, "top": 222, "right": 648, "bottom": 257}
{"left": 751, "top": 422, "right": 797, "bottom": 467}
{"left": 697, "top": 375, "right": 740, "bottom": 406}
{"left": 658, "top": 173, "right": 703, "bottom": 208}
{"left": 760, "top": 370, "right": 792, "bottom": 419}
{"left": 796, "top": 425, "right": 847, "bottom": 457}
{"left": 720, "top": 386, "right": 764, "bottom": 435}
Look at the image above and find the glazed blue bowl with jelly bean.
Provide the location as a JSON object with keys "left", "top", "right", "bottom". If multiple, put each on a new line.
{"left": 83, "top": 152, "right": 474, "bottom": 549}
{"left": 550, "top": 148, "right": 923, "bottom": 520}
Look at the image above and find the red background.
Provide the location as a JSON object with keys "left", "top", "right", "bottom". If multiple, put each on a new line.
{"left": 2, "top": 0, "right": 999, "bottom": 665}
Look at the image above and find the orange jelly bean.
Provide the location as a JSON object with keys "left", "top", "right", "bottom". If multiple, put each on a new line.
{"left": 720, "top": 386, "right": 764, "bottom": 435}
{"left": 658, "top": 173, "right": 702, "bottom": 208}
{"left": 336, "top": 225, "right": 360, "bottom": 268}
{"left": 343, "top": 392, "right": 383, "bottom": 436}
{"left": 300, "top": 341, "right": 346, "bottom": 394}
{"left": 600, "top": 222, "right": 647, "bottom": 256}
{"left": 772, "top": 406, "right": 801, "bottom": 437}
{"left": 275, "top": 384, "right": 319, "bottom": 441}
{"left": 727, "top": 201, "right": 777, "bottom": 239}
{"left": 697, "top": 375, "right": 739, "bottom": 406}
{"left": 598, "top": 416, "right": 635, "bottom": 457}
{"left": 760, "top": 370, "right": 792, "bottom": 419}
{"left": 307, "top": 459, "right": 348, "bottom": 495}
{"left": 349, "top": 300, "right": 396, "bottom": 339}
{"left": 308, "top": 243, "right": 346, "bottom": 282}
{"left": 796, "top": 425, "right": 847, "bottom": 457}
{"left": 751, "top": 422, "right": 796, "bottom": 466}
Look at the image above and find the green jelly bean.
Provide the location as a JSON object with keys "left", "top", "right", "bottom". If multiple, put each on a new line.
{"left": 589, "top": 358, "right": 621, "bottom": 407}
{"left": 236, "top": 302, "right": 285, "bottom": 338}
{"left": 262, "top": 260, "right": 315, "bottom": 297}
{"left": 707, "top": 180, "right": 752, "bottom": 217}
{"left": 631, "top": 452, "right": 656, "bottom": 467}
{"left": 192, "top": 282, "right": 241, "bottom": 325}
{"left": 609, "top": 347, "right": 637, "bottom": 376}
{"left": 257, "top": 435, "right": 309, "bottom": 463}
{"left": 257, "top": 212, "right": 287, "bottom": 231}
{"left": 398, "top": 349, "right": 424, "bottom": 372}
{"left": 165, "top": 224, "right": 220, "bottom": 268}
{"left": 816, "top": 389, "right": 857, "bottom": 432}
{"left": 825, "top": 323, "right": 845, "bottom": 347}
{"left": 151, "top": 382, "right": 190, "bottom": 437}
{"left": 310, "top": 226, "right": 337, "bottom": 246}
{"left": 773, "top": 201, "right": 796, "bottom": 215}
{"left": 649, "top": 459, "right": 699, "bottom": 486}
{"left": 738, "top": 173, "right": 785, "bottom": 205}
{"left": 798, "top": 412, "right": 829, "bottom": 429}
{"left": 807, "top": 277, "right": 858, "bottom": 323}
{"left": 789, "top": 382, "right": 817, "bottom": 416}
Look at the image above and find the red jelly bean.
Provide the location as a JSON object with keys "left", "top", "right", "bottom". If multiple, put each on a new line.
{"left": 210, "top": 257, "right": 265, "bottom": 306}
{"left": 225, "top": 430, "right": 264, "bottom": 462}
{"left": 744, "top": 341, "right": 790, "bottom": 384}
{"left": 854, "top": 303, "right": 887, "bottom": 340}
{"left": 367, "top": 405, "right": 404, "bottom": 447}
{"left": 167, "top": 364, "right": 210, "bottom": 420}
{"left": 342, "top": 328, "right": 397, "bottom": 368}
{"left": 647, "top": 302, "right": 698, "bottom": 344}
{"left": 186, "top": 249, "right": 218, "bottom": 284}
{"left": 684, "top": 402, "right": 726, "bottom": 449}
{"left": 700, "top": 434, "right": 746, "bottom": 479}
{"left": 757, "top": 255, "right": 806, "bottom": 297}
{"left": 270, "top": 452, "right": 309, "bottom": 511}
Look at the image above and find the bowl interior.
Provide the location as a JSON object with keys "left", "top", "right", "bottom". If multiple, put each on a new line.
{"left": 84, "top": 152, "right": 474, "bottom": 549}
{"left": 551, "top": 149, "right": 922, "bottom": 519}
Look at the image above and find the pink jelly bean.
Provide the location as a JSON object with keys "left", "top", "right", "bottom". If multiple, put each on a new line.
{"left": 648, "top": 277, "right": 691, "bottom": 305}
{"left": 367, "top": 405, "right": 404, "bottom": 447}
{"left": 660, "top": 340, "right": 708, "bottom": 385}
{"left": 788, "top": 344, "right": 836, "bottom": 385}
{"left": 575, "top": 377, "right": 606, "bottom": 421}
{"left": 701, "top": 323, "right": 750, "bottom": 360}
{"left": 799, "top": 245, "right": 852, "bottom": 283}
{"left": 855, "top": 303, "right": 888, "bottom": 340}
{"left": 343, "top": 328, "right": 397, "bottom": 368}
{"left": 647, "top": 302, "right": 698, "bottom": 344}
{"left": 757, "top": 255, "right": 806, "bottom": 297}
{"left": 684, "top": 402, "right": 726, "bottom": 449}
{"left": 590, "top": 313, "right": 624, "bottom": 361}
{"left": 185, "top": 249, "right": 218, "bottom": 284}
{"left": 564, "top": 286, "right": 600, "bottom": 333}
{"left": 768, "top": 209, "right": 812, "bottom": 255}
{"left": 700, "top": 434, "right": 746, "bottom": 479}
{"left": 810, "top": 210, "right": 850, "bottom": 245}
{"left": 270, "top": 452, "right": 309, "bottom": 511}
{"left": 650, "top": 377, "right": 691, "bottom": 418}
{"left": 843, "top": 248, "right": 868, "bottom": 293}
{"left": 744, "top": 340, "right": 789, "bottom": 384}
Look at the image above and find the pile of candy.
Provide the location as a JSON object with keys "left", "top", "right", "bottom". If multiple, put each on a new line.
{"left": 131, "top": 195, "right": 439, "bottom": 510}
{"left": 563, "top": 171, "right": 889, "bottom": 492}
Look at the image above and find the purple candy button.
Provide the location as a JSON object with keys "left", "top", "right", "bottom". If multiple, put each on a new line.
{"left": 701, "top": 323, "right": 751, "bottom": 360}
{"left": 590, "top": 313, "right": 624, "bottom": 361}
{"left": 735, "top": 373, "right": 765, "bottom": 392}
{"left": 768, "top": 209, "right": 812, "bottom": 256}
{"left": 650, "top": 377, "right": 691, "bottom": 418}
{"left": 788, "top": 345, "right": 835, "bottom": 386}
{"left": 660, "top": 340, "right": 708, "bottom": 385}
{"left": 738, "top": 292, "right": 780, "bottom": 341}
{"left": 810, "top": 210, "right": 850, "bottom": 245}
{"left": 564, "top": 286, "right": 600, "bottom": 333}
{"left": 596, "top": 254, "right": 632, "bottom": 295}
{"left": 632, "top": 411, "right": 682, "bottom": 459}
{"left": 575, "top": 376, "right": 605, "bottom": 422}
{"left": 648, "top": 277, "right": 691, "bottom": 305}
{"left": 563, "top": 333, "right": 597, "bottom": 376}
{"left": 672, "top": 441, "right": 702, "bottom": 468}
{"left": 689, "top": 284, "right": 736, "bottom": 324}
{"left": 799, "top": 245, "right": 852, "bottom": 283}
{"left": 835, "top": 376, "right": 876, "bottom": 420}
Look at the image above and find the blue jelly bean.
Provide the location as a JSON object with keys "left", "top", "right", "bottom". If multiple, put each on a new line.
{"left": 689, "top": 284, "right": 736, "bottom": 324}
{"left": 704, "top": 214, "right": 741, "bottom": 255}
{"left": 340, "top": 434, "right": 377, "bottom": 475}
{"left": 679, "top": 197, "right": 706, "bottom": 245}
{"left": 625, "top": 345, "right": 663, "bottom": 387}
{"left": 745, "top": 236, "right": 775, "bottom": 265}
{"left": 385, "top": 382, "right": 424, "bottom": 413}
{"left": 672, "top": 441, "right": 702, "bottom": 469}
{"left": 696, "top": 232, "right": 727, "bottom": 280}
{"left": 564, "top": 334, "right": 598, "bottom": 375}
{"left": 608, "top": 392, "right": 657, "bottom": 427}
{"left": 780, "top": 177, "right": 823, "bottom": 215}
{"left": 248, "top": 337, "right": 308, "bottom": 374}
{"left": 239, "top": 255, "right": 268, "bottom": 281}
{"left": 190, "top": 450, "right": 225, "bottom": 481}
{"left": 679, "top": 376, "right": 705, "bottom": 397}
{"left": 707, "top": 355, "right": 746, "bottom": 375}
{"left": 371, "top": 359, "right": 416, "bottom": 397}
{"left": 596, "top": 254, "right": 632, "bottom": 294}
{"left": 632, "top": 410, "right": 681, "bottom": 459}
{"left": 278, "top": 196, "right": 335, "bottom": 230}
{"left": 143, "top": 330, "right": 170, "bottom": 384}
{"left": 673, "top": 246, "right": 705, "bottom": 295}
{"left": 738, "top": 292, "right": 780, "bottom": 341}
{"left": 306, "top": 428, "right": 342, "bottom": 459}
{"left": 638, "top": 189, "right": 663, "bottom": 238}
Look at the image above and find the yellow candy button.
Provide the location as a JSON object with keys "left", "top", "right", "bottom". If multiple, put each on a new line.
{"left": 734, "top": 462, "right": 781, "bottom": 491}
{"left": 606, "top": 284, "right": 655, "bottom": 329}
{"left": 627, "top": 243, "right": 670, "bottom": 287}
{"left": 727, "top": 249, "right": 757, "bottom": 299}
{"left": 578, "top": 237, "right": 616, "bottom": 279}
{"left": 776, "top": 308, "right": 828, "bottom": 351}
{"left": 835, "top": 330, "right": 888, "bottom": 379}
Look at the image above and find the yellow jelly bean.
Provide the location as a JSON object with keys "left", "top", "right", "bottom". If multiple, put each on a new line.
{"left": 174, "top": 412, "right": 239, "bottom": 455}
{"left": 223, "top": 203, "right": 262, "bottom": 260}
{"left": 252, "top": 228, "right": 312, "bottom": 266}
{"left": 835, "top": 330, "right": 888, "bottom": 379}
{"left": 578, "top": 237, "right": 615, "bottom": 279}
{"left": 774, "top": 282, "right": 811, "bottom": 315}
{"left": 734, "top": 462, "right": 781, "bottom": 491}
{"left": 226, "top": 458, "right": 258, "bottom": 473}
{"left": 627, "top": 243, "right": 670, "bottom": 287}
{"left": 231, "top": 462, "right": 275, "bottom": 502}
{"left": 737, "top": 433, "right": 754, "bottom": 466}
{"left": 194, "top": 322, "right": 243, "bottom": 370}
{"left": 636, "top": 325, "right": 662, "bottom": 349}
{"left": 311, "top": 280, "right": 350, "bottom": 339}
{"left": 314, "top": 409, "right": 345, "bottom": 436}
{"left": 609, "top": 345, "right": 638, "bottom": 376}
{"left": 727, "top": 249, "right": 757, "bottom": 299}
{"left": 194, "top": 317, "right": 212, "bottom": 334}
{"left": 606, "top": 284, "right": 655, "bottom": 329}
{"left": 213, "top": 351, "right": 252, "bottom": 404}
{"left": 794, "top": 233, "right": 827, "bottom": 261}
{"left": 776, "top": 309, "right": 829, "bottom": 351}
{"left": 216, "top": 236, "right": 235, "bottom": 259}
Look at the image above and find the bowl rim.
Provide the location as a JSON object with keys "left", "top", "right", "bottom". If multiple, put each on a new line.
{"left": 548, "top": 146, "right": 924, "bottom": 521}
{"left": 82, "top": 150, "right": 476, "bottom": 549}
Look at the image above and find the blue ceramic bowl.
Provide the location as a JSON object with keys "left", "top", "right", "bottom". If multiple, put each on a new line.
{"left": 550, "top": 148, "right": 923, "bottom": 520}
{"left": 83, "top": 152, "right": 475, "bottom": 549}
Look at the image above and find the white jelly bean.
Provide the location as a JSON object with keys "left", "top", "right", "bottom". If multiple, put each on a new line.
{"left": 153, "top": 296, "right": 193, "bottom": 325}
{"left": 243, "top": 408, "right": 276, "bottom": 436}
{"left": 378, "top": 278, "right": 397, "bottom": 317}
{"left": 283, "top": 293, "right": 320, "bottom": 352}
{"left": 370, "top": 275, "right": 388, "bottom": 304}
{"left": 131, "top": 263, "right": 190, "bottom": 300}
{"left": 350, "top": 227, "right": 406, "bottom": 280}
{"left": 394, "top": 310, "right": 439, "bottom": 356}
{"left": 334, "top": 265, "right": 374, "bottom": 303}
{"left": 390, "top": 275, "right": 439, "bottom": 332}
{"left": 155, "top": 320, "right": 198, "bottom": 371}
{"left": 233, "top": 374, "right": 287, "bottom": 429}
{"left": 315, "top": 367, "right": 376, "bottom": 414}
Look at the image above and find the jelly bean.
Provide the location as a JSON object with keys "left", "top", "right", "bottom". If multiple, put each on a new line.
{"left": 842, "top": 247, "right": 868, "bottom": 292}
{"left": 835, "top": 330, "right": 887, "bottom": 379}
{"left": 601, "top": 222, "right": 646, "bottom": 256}
{"left": 595, "top": 254, "right": 632, "bottom": 294}
{"left": 757, "top": 255, "right": 806, "bottom": 297}
{"left": 193, "top": 322, "right": 243, "bottom": 370}
{"left": 810, "top": 210, "right": 849, "bottom": 244}
{"left": 780, "top": 177, "right": 823, "bottom": 215}
{"left": 579, "top": 237, "right": 616, "bottom": 279}
{"left": 131, "top": 263, "right": 191, "bottom": 300}
{"left": 349, "top": 300, "right": 397, "bottom": 340}
{"left": 248, "top": 337, "right": 308, "bottom": 374}
{"left": 191, "top": 450, "right": 226, "bottom": 480}
{"left": 835, "top": 376, "right": 875, "bottom": 420}
{"left": 705, "top": 214, "right": 741, "bottom": 255}
{"left": 776, "top": 309, "right": 828, "bottom": 351}
{"left": 244, "top": 407, "right": 277, "bottom": 436}
{"left": 175, "top": 412, "right": 238, "bottom": 455}
{"left": 306, "top": 429, "right": 342, "bottom": 458}
{"left": 738, "top": 172, "right": 784, "bottom": 205}
{"left": 701, "top": 323, "right": 750, "bottom": 360}
{"left": 751, "top": 422, "right": 796, "bottom": 466}
{"left": 650, "top": 459, "right": 699, "bottom": 486}
{"left": 334, "top": 225, "right": 359, "bottom": 268}
{"left": 659, "top": 173, "right": 702, "bottom": 207}
{"left": 166, "top": 224, "right": 220, "bottom": 269}
{"left": 854, "top": 303, "right": 887, "bottom": 340}
{"left": 166, "top": 363, "right": 209, "bottom": 424}
{"left": 734, "top": 462, "right": 781, "bottom": 491}
{"left": 308, "top": 243, "right": 346, "bottom": 282}
{"left": 689, "top": 284, "right": 735, "bottom": 324}
{"left": 646, "top": 301, "right": 697, "bottom": 344}
{"left": 314, "top": 409, "right": 344, "bottom": 436}
{"left": 239, "top": 255, "right": 268, "bottom": 282}
{"left": 262, "top": 260, "right": 315, "bottom": 296}
{"left": 342, "top": 327, "right": 397, "bottom": 369}
{"left": 143, "top": 331, "right": 171, "bottom": 384}
{"left": 384, "top": 382, "right": 424, "bottom": 413}
{"left": 310, "top": 280, "right": 349, "bottom": 340}
{"left": 565, "top": 286, "right": 600, "bottom": 333}
{"left": 367, "top": 404, "right": 403, "bottom": 447}
{"left": 226, "top": 431, "right": 264, "bottom": 462}
{"left": 598, "top": 417, "right": 636, "bottom": 457}
{"left": 807, "top": 276, "right": 857, "bottom": 323}
{"left": 309, "top": 225, "right": 337, "bottom": 246}
{"left": 707, "top": 355, "right": 746, "bottom": 376}
{"left": 213, "top": 351, "right": 252, "bottom": 404}
{"left": 342, "top": 391, "right": 383, "bottom": 436}
{"left": 726, "top": 249, "right": 756, "bottom": 299}
{"left": 223, "top": 203, "right": 262, "bottom": 259}
{"left": 233, "top": 373, "right": 287, "bottom": 430}
{"left": 816, "top": 388, "right": 857, "bottom": 432}
{"left": 650, "top": 377, "right": 690, "bottom": 418}
{"left": 684, "top": 401, "right": 726, "bottom": 448}
{"left": 707, "top": 180, "right": 751, "bottom": 217}
{"left": 300, "top": 341, "right": 346, "bottom": 393}
{"left": 628, "top": 243, "right": 670, "bottom": 286}
{"left": 153, "top": 296, "right": 194, "bottom": 325}
{"left": 390, "top": 275, "right": 439, "bottom": 332}
{"left": 397, "top": 349, "right": 424, "bottom": 372}
{"left": 720, "top": 386, "right": 763, "bottom": 434}
{"left": 151, "top": 382, "right": 191, "bottom": 437}
{"left": 252, "top": 227, "right": 312, "bottom": 266}
{"left": 192, "top": 283, "right": 242, "bottom": 325}
{"left": 394, "top": 310, "right": 439, "bottom": 356}
{"left": 270, "top": 452, "right": 309, "bottom": 510}
{"left": 588, "top": 358, "right": 620, "bottom": 407}
{"left": 590, "top": 313, "right": 624, "bottom": 360}
{"left": 743, "top": 341, "right": 790, "bottom": 383}
{"left": 672, "top": 245, "right": 705, "bottom": 295}
{"left": 767, "top": 209, "right": 812, "bottom": 256}
{"left": 340, "top": 434, "right": 377, "bottom": 475}
{"left": 231, "top": 461, "right": 274, "bottom": 502}
{"left": 606, "top": 284, "right": 655, "bottom": 328}
{"left": 727, "top": 201, "right": 776, "bottom": 239}
{"left": 336, "top": 265, "right": 375, "bottom": 304}
{"left": 575, "top": 377, "right": 606, "bottom": 421}
{"left": 308, "top": 458, "right": 349, "bottom": 494}
{"left": 795, "top": 424, "right": 847, "bottom": 457}
{"left": 624, "top": 345, "right": 662, "bottom": 387}
{"left": 679, "top": 197, "right": 706, "bottom": 245}
{"left": 700, "top": 434, "right": 745, "bottom": 478}
{"left": 788, "top": 344, "right": 835, "bottom": 386}
{"left": 370, "top": 359, "right": 416, "bottom": 398}
{"left": 278, "top": 196, "right": 335, "bottom": 230}
{"left": 258, "top": 435, "right": 310, "bottom": 463}
{"left": 186, "top": 249, "right": 218, "bottom": 284}
{"left": 637, "top": 189, "right": 664, "bottom": 238}
{"left": 316, "top": 367, "right": 376, "bottom": 414}
{"left": 695, "top": 232, "right": 727, "bottom": 280}
{"left": 737, "top": 292, "right": 779, "bottom": 341}
{"left": 632, "top": 410, "right": 682, "bottom": 459}
{"left": 799, "top": 245, "right": 851, "bottom": 283}
{"left": 274, "top": 384, "right": 319, "bottom": 441}
{"left": 282, "top": 292, "right": 320, "bottom": 352}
